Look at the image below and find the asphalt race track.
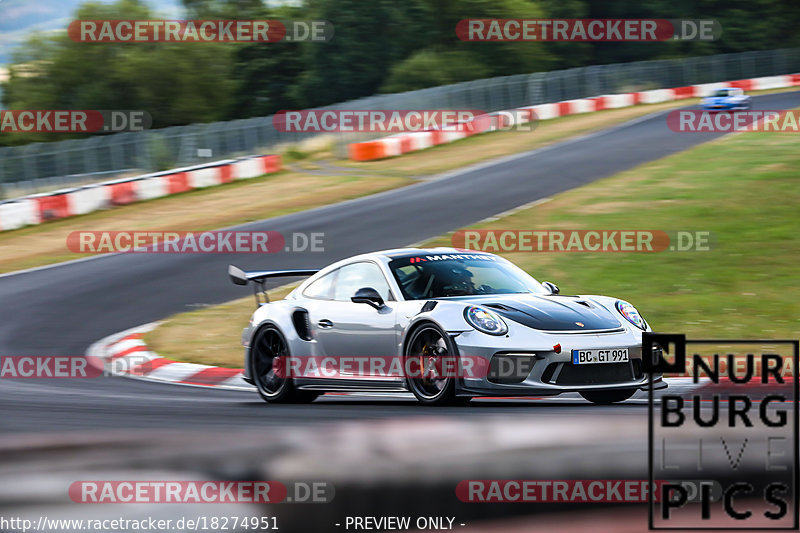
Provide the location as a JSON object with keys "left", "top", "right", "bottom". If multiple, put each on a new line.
{"left": 2, "top": 91, "right": 799, "bottom": 434}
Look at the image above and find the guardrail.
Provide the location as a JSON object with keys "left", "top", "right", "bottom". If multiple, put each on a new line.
{"left": 348, "top": 73, "right": 800, "bottom": 161}
{"left": 0, "top": 155, "right": 281, "bottom": 232}
{"left": 1, "top": 48, "right": 798, "bottom": 183}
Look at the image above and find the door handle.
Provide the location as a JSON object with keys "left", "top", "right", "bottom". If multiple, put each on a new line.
{"left": 317, "top": 319, "right": 334, "bottom": 329}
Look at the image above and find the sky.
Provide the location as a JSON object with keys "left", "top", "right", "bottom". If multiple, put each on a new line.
{"left": 0, "top": 0, "right": 184, "bottom": 65}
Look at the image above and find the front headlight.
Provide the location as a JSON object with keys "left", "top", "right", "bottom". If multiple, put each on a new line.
{"left": 615, "top": 300, "right": 647, "bottom": 330}
{"left": 464, "top": 306, "right": 508, "bottom": 336}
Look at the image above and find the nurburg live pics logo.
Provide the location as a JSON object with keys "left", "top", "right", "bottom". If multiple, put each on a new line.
{"left": 644, "top": 333, "right": 799, "bottom": 529}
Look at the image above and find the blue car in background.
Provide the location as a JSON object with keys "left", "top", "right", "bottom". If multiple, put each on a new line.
{"left": 701, "top": 87, "right": 752, "bottom": 111}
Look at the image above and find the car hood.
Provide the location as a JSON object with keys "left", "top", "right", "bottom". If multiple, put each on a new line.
{"left": 461, "top": 294, "right": 623, "bottom": 332}
{"left": 705, "top": 96, "right": 736, "bottom": 104}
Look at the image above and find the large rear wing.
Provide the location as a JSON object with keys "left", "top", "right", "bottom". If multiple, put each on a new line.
{"left": 228, "top": 265, "right": 319, "bottom": 306}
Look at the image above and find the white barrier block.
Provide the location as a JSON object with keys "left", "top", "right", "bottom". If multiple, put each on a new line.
{"left": 188, "top": 167, "right": 220, "bottom": 189}
{"left": 638, "top": 88, "right": 674, "bottom": 104}
{"left": 381, "top": 137, "right": 402, "bottom": 157}
{"left": 752, "top": 75, "right": 791, "bottom": 91}
{"left": 135, "top": 176, "right": 168, "bottom": 200}
{"left": 602, "top": 93, "right": 635, "bottom": 109}
{"left": 693, "top": 82, "right": 730, "bottom": 97}
{"left": 440, "top": 130, "right": 466, "bottom": 142}
{"left": 408, "top": 131, "right": 433, "bottom": 151}
{"left": 67, "top": 186, "right": 109, "bottom": 215}
{"left": 567, "top": 99, "right": 594, "bottom": 114}
{"left": 232, "top": 158, "right": 263, "bottom": 179}
{"left": 0, "top": 200, "right": 40, "bottom": 231}
{"left": 530, "top": 103, "right": 559, "bottom": 120}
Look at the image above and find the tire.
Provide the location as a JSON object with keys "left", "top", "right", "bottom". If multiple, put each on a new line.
{"left": 249, "top": 326, "right": 319, "bottom": 404}
{"left": 580, "top": 389, "right": 636, "bottom": 405}
{"left": 404, "top": 323, "right": 460, "bottom": 406}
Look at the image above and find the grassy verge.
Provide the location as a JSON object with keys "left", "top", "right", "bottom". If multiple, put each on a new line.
{"left": 5, "top": 87, "right": 794, "bottom": 274}
{"left": 335, "top": 100, "right": 689, "bottom": 177}
{"left": 0, "top": 172, "right": 411, "bottom": 274}
{"left": 145, "top": 285, "right": 296, "bottom": 369}
{"left": 0, "top": 103, "right": 676, "bottom": 274}
{"left": 146, "top": 118, "right": 800, "bottom": 368}
{"left": 424, "top": 127, "right": 800, "bottom": 339}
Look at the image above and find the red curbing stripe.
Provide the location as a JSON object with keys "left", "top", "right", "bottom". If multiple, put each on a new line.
{"left": 109, "top": 181, "right": 137, "bottom": 205}
{"left": 729, "top": 79, "right": 754, "bottom": 91}
{"left": 219, "top": 164, "right": 234, "bottom": 183}
{"left": 109, "top": 344, "right": 148, "bottom": 360}
{"left": 36, "top": 194, "right": 70, "bottom": 222}
{"left": 180, "top": 366, "right": 243, "bottom": 386}
{"left": 592, "top": 97, "right": 607, "bottom": 112}
{"left": 129, "top": 357, "right": 172, "bottom": 376}
{"left": 672, "top": 86, "right": 694, "bottom": 99}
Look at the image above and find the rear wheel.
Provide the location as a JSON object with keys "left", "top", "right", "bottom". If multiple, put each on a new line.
{"left": 250, "top": 326, "right": 318, "bottom": 404}
{"left": 580, "top": 389, "right": 636, "bottom": 405}
{"left": 405, "top": 323, "right": 461, "bottom": 405}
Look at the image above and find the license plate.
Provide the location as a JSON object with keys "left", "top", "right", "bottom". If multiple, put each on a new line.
{"left": 572, "top": 348, "right": 629, "bottom": 364}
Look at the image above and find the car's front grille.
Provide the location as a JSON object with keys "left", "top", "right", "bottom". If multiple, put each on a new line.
{"left": 488, "top": 353, "right": 536, "bottom": 384}
{"left": 554, "top": 362, "right": 635, "bottom": 386}
{"left": 631, "top": 359, "right": 643, "bottom": 379}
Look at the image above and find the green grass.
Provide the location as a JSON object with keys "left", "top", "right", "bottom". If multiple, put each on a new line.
{"left": 426, "top": 128, "right": 800, "bottom": 339}
{"left": 146, "top": 120, "right": 800, "bottom": 369}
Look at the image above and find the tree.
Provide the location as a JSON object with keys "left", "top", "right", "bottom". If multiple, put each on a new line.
{"left": 290, "top": 0, "right": 432, "bottom": 107}
{"left": 380, "top": 50, "right": 491, "bottom": 93}
{"left": 379, "top": 0, "right": 553, "bottom": 94}
{"left": 1, "top": 0, "right": 236, "bottom": 145}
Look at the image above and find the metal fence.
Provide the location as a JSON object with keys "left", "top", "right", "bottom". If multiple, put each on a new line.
{"left": 1, "top": 47, "right": 799, "bottom": 189}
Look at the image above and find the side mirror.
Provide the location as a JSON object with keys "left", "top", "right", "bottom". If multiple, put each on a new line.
{"left": 542, "top": 281, "right": 560, "bottom": 295}
{"left": 351, "top": 287, "right": 385, "bottom": 310}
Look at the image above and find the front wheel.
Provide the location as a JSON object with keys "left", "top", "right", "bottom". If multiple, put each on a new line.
{"left": 404, "top": 323, "right": 460, "bottom": 406}
{"left": 580, "top": 388, "right": 636, "bottom": 405}
{"left": 250, "top": 326, "right": 318, "bottom": 404}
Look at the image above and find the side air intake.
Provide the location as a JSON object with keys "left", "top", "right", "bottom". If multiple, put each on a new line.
{"left": 292, "top": 309, "right": 313, "bottom": 341}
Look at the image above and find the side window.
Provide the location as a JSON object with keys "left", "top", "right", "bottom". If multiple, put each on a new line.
{"left": 302, "top": 271, "right": 336, "bottom": 300}
{"left": 332, "top": 262, "right": 392, "bottom": 302}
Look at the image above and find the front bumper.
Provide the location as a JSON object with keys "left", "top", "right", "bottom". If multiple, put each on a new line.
{"left": 701, "top": 103, "right": 747, "bottom": 111}
{"left": 452, "top": 329, "right": 664, "bottom": 396}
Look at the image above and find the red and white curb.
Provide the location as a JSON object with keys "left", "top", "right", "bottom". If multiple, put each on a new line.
{"left": 0, "top": 154, "right": 281, "bottom": 232}
{"left": 86, "top": 323, "right": 254, "bottom": 391}
{"left": 348, "top": 73, "right": 800, "bottom": 161}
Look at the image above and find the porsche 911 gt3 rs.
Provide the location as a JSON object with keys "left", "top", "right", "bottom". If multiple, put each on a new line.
{"left": 229, "top": 248, "right": 664, "bottom": 405}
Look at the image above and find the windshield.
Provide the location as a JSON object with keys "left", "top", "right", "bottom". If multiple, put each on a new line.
{"left": 388, "top": 254, "right": 549, "bottom": 299}
{"left": 713, "top": 89, "right": 731, "bottom": 97}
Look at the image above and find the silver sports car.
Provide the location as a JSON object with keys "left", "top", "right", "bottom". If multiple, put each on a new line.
{"left": 230, "top": 248, "right": 664, "bottom": 405}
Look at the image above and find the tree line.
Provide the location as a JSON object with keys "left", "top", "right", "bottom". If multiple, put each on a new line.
{"left": 1, "top": 0, "right": 798, "bottom": 145}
